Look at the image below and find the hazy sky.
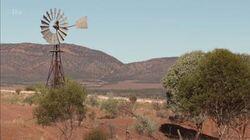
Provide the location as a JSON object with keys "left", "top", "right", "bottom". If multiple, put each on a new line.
{"left": 1, "top": 0, "right": 250, "bottom": 63}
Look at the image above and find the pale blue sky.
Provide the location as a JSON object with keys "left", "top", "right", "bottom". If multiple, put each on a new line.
{"left": 1, "top": 0, "right": 250, "bottom": 63}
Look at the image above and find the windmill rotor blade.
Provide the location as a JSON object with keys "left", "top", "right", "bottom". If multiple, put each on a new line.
{"left": 41, "top": 20, "right": 49, "bottom": 26}
{"left": 54, "top": 34, "right": 60, "bottom": 44}
{"left": 56, "top": 9, "right": 61, "bottom": 20}
{"left": 41, "top": 28, "right": 50, "bottom": 34}
{"left": 58, "top": 31, "right": 66, "bottom": 40}
{"left": 54, "top": 8, "right": 57, "bottom": 20}
{"left": 51, "top": 34, "right": 55, "bottom": 44}
{"left": 46, "top": 11, "right": 51, "bottom": 21}
{"left": 58, "top": 28, "right": 67, "bottom": 36}
{"left": 59, "top": 27, "right": 68, "bottom": 33}
{"left": 41, "top": 26, "right": 49, "bottom": 32}
{"left": 43, "top": 15, "right": 50, "bottom": 23}
{"left": 59, "top": 17, "right": 67, "bottom": 24}
{"left": 59, "top": 22, "right": 68, "bottom": 27}
{"left": 43, "top": 33, "right": 51, "bottom": 44}
{"left": 41, "top": 23, "right": 49, "bottom": 27}
{"left": 41, "top": 29, "right": 49, "bottom": 35}
{"left": 57, "top": 31, "right": 65, "bottom": 41}
{"left": 60, "top": 26, "right": 68, "bottom": 30}
{"left": 40, "top": 25, "right": 49, "bottom": 30}
{"left": 50, "top": 9, "right": 54, "bottom": 20}
{"left": 57, "top": 13, "right": 64, "bottom": 21}
{"left": 55, "top": 32, "right": 61, "bottom": 43}
{"left": 58, "top": 29, "right": 66, "bottom": 38}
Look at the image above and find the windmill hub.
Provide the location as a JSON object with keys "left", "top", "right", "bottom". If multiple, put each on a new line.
{"left": 53, "top": 21, "right": 60, "bottom": 30}
{"left": 40, "top": 8, "right": 88, "bottom": 88}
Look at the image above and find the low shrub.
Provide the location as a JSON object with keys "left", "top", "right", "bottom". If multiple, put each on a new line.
{"left": 88, "top": 110, "right": 96, "bottom": 121}
{"left": 152, "top": 102, "right": 161, "bottom": 111}
{"left": 25, "top": 85, "right": 36, "bottom": 91}
{"left": 15, "top": 89, "right": 21, "bottom": 95}
{"left": 129, "top": 95, "right": 137, "bottom": 104}
{"left": 134, "top": 115, "right": 157, "bottom": 136}
{"left": 84, "top": 128, "right": 108, "bottom": 140}
{"left": 23, "top": 95, "right": 39, "bottom": 105}
{"left": 87, "top": 95, "right": 99, "bottom": 107}
{"left": 156, "top": 110, "right": 168, "bottom": 118}
{"left": 100, "top": 98, "right": 119, "bottom": 118}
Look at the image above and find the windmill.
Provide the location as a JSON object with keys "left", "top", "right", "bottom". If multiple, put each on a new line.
{"left": 40, "top": 8, "right": 87, "bottom": 88}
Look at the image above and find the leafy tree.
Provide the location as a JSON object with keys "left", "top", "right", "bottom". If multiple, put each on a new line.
{"left": 162, "top": 51, "right": 206, "bottom": 138}
{"left": 162, "top": 51, "right": 205, "bottom": 111}
{"left": 33, "top": 80, "right": 88, "bottom": 140}
{"left": 178, "top": 49, "right": 250, "bottom": 139}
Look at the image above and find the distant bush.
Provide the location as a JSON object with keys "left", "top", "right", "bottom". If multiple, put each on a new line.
{"left": 25, "top": 85, "right": 36, "bottom": 91}
{"left": 152, "top": 102, "right": 161, "bottom": 111}
{"left": 23, "top": 95, "right": 39, "bottom": 105}
{"left": 100, "top": 98, "right": 119, "bottom": 118}
{"left": 84, "top": 128, "right": 108, "bottom": 140}
{"left": 101, "top": 98, "right": 119, "bottom": 118}
{"left": 15, "top": 89, "right": 21, "bottom": 95}
{"left": 23, "top": 85, "right": 46, "bottom": 105}
{"left": 8, "top": 95, "right": 21, "bottom": 104}
{"left": 129, "top": 95, "right": 137, "bottom": 104}
{"left": 134, "top": 115, "right": 157, "bottom": 136}
{"left": 87, "top": 95, "right": 99, "bottom": 107}
{"left": 118, "top": 102, "right": 135, "bottom": 117}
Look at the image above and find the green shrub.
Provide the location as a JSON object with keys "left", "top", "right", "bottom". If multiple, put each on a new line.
{"left": 8, "top": 95, "right": 21, "bottom": 104}
{"left": 33, "top": 80, "right": 88, "bottom": 140}
{"left": 87, "top": 95, "right": 99, "bottom": 107}
{"left": 25, "top": 85, "right": 36, "bottom": 91}
{"left": 15, "top": 89, "right": 21, "bottom": 95}
{"left": 156, "top": 110, "right": 168, "bottom": 118}
{"left": 152, "top": 102, "right": 161, "bottom": 111}
{"left": 129, "top": 95, "right": 137, "bottom": 104}
{"left": 23, "top": 95, "right": 38, "bottom": 105}
{"left": 101, "top": 98, "right": 119, "bottom": 118}
{"left": 88, "top": 110, "right": 96, "bottom": 121}
{"left": 134, "top": 115, "right": 157, "bottom": 136}
{"left": 84, "top": 128, "right": 108, "bottom": 140}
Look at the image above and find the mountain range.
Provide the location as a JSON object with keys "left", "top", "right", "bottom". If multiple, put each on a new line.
{"left": 1, "top": 43, "right": 177, "bottom": 85}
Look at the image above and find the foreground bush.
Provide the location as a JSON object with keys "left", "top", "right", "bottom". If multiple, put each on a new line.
{"left": 84, "top": 128, "right": 108, "bottom": 140}
{"left": 33, "top": 80, "right": 88, "bottom": 140}
{"left": 134, "top": 115, "right": 157, "bottom": 136}
{"left": 163, "top": 49, "right": 250, "bottom": 139}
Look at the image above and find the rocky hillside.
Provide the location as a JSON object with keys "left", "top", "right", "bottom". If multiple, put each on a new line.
{"left": 0, "top": 43, "right": 177, "bottom": 84}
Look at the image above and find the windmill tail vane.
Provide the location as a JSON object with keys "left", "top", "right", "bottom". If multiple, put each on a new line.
{"left": 40, "top": 8, "right": 87, "bottom": 88}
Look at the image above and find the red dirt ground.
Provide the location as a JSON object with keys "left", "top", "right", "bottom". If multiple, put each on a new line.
{"left": 0, "top": 103, "right": 166, "bottom": 140}
{"left": 1, "top": 102, "right": 249, "bottom": 140}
